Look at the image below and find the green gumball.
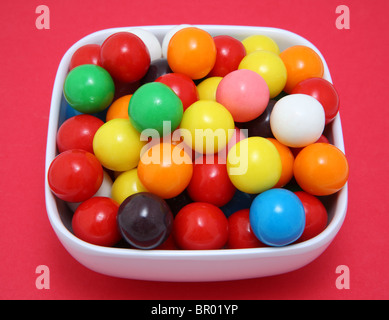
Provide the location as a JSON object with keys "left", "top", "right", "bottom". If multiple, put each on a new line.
{"left": 64, "top": 64, "right": 115, "bottom": 114}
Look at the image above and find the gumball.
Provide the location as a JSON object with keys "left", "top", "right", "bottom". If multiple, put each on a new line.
{"left": 106, "top": 95, "right": 132, "bottom": 121}
{"left": 220, "top": 189, "right": 256, "bottom": 217}
{"left": 56, "top": 114, "right": 104, "bottom": 154}
{"left": 63, "top": 64, "right": 115, "bottom": 114}
{"left": 113, "top": 78, "right": 140, "bottom": 100}
{"left": 236, "top": 99, "right": 276, "bottom": 138}
{"left": 137, "top": 143, "right": 193, "bottom": 199}
{"left": 167, "top": 27, "right": 216, "bottom": 79}
{"left": 117, "top": 192, "right": 174, "bottom": 249}
{"left": 72, "top": 197, "right": 121, "bottom": 246}
{"left": 196, "top": 76, "right": 222, "bottom": 101}
{"left": 216, "top": 69, "right": 269, "bottom": 122}
{"left": 61, "top": 101, "right": 107, "bottom": 124}
{"left": 69, "top": 44, "right": 101, "bottom": 70}
{"left": 155, "top": 73, "right": 199, "bottom": 110}
{"left": 129, "top": 82, "right": 183, "bottom": 136}
{"left": 162, "top": 24, "right": 192, "bottom": 58}
{"left": 111, "top": 168, "right": 148, "bottom": 204}
{"left": 238, "top": 50, "right": 287, "bottom": 98}
{"left": 291, "top": 134, "right": 329, "bottom": 157}
{"left": 173, "top": 202, "right": 229, "bottom": 250}
{"left": 267, "top": 138, "right": 294, "bottom": 188}
{"left": 270, "top": 94, "right": 325, "bottom": 148}
{"left": 208, "top": 35, "right": 246, "bottom": 77}
{"left": 227, "top": 209, "right": 265, "bottom": 249}
{"left": 48, "top": 149, "right": 103, "bottom": 202}
{"left": 127, "top": 27, "right": 162, "bottom": 61}
{"left": 100, "top": 32, "right": 150, "bottom": 83}
{"left": 279, "top": 45, "right": 324, "bottom": 93}
{"left": 187, "top": 155, "right": 236, "bottom": 207}
{"left": 227, "top": 137, "right": 282, "bottom": 194}
{"left": 291, "top": 77, "right": 339, "bottom": 124}
{"left": 241, "top": 34, "right": 280, "bottom": 55}
{"left": 217, "top": 126, "right": 247, "bottom": 158}
{"left": 179, "top": 100, "right": 235, "bottom": 154}
{"left": 294, "top": 191, "right": 328, "bottom": 242}
{"left": 93, "top": 118, "right": 146, "bottom": 172}
{"left": 141, "top": 58, "right": 172, "bottom": 84}
{"left": 250, "top": 188, "right": 305, "bottom": 246}
{"left": 293, "top": 143, "right": 349, "bottom": 196}
{"left": 165, "top": 190, "right": 193, "bottom": 217}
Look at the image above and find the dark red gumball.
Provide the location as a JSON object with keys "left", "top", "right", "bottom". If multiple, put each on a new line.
{"left": 72, "top": 197, "right": 121, "bottom": 246}
{"left": 227, "top": 209, "right": 265, "bottom": 249}
{"left": 69, "top": 44, "right": 102, "bottom": 70}
{"left": 173, "top": 202, "right": 229, "bottom": 250}
{"left": 294, "top": 191, "right": 328, "bottom": 242}
{"left": 208, "top": 35, "right": 246, "bottom": 77}
{"left": 101, "top": 32, "right": 150, "bottom": 83}
{"left": 141, "top": 58, "right": 172, "bottom": 84}
{"left": 187, "top": 155, "right": 236, "bottom": 207}
{"left": 48, "top": 149, "right": 103, "bottom": 202}
{"left": 291, "top": 77, "right": 340, "bottom": 124}
{"left": 155, "top": 73, "right": 199, "bottom": 110}
{"left": 56, "top": 114, "right": 104, "bottom": 154}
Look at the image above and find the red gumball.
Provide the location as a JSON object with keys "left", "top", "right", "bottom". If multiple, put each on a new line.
{"left": 294, "top": 191, "right": 328, "bottom": 242}
{"left": 48, "top": 149, "right": 103, "bottom": 202}
{"left": 173, "top": 202, "right": 229, "bottom": 250}
{"left": 57, "top": 114, "right": 104, "bottom": 154}
{"left": 187, "top": 155, "right": 236, "bottom": 207}
{"left": 208, "top": 35, "right": 246, "bottom": 77}
{"left": 72, "top": 197, "right": 121, "bottom": 246}
{"left": 227, "top": 209, "right": 265, "bottom": 249}
{"left": 291, "top": 77, "right": 340, "bottom": 124}
{"left": 100, "top": 32, "right": 150, "bottom": 83}
{"left": 69, "top": 44, "right": 102, "bottom": 70}
{"left": 155, "top": 73, "right": 199, "bottom": 110}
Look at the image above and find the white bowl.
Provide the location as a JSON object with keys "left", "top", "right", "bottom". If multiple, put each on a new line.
{"left": 45, "top": 25, "right": 348, "bottom": 282}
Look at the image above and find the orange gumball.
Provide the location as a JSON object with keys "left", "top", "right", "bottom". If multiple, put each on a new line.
{"left": 293, "top": 143, "right": 349, "bottom": 196}
{"left": 137, "top": 142, "right": 193, "bottom": 199}
{"left": 279, "top": 45, "right": 324, "bottom": 93}
{"left": 267, "top": 138, "right": 294, "bottom": 188}
{"left": 106, "top": 94, "right": 132, "bottom": 121}
{"left": 167, "top": 27, "right": 216, "bottom": 80}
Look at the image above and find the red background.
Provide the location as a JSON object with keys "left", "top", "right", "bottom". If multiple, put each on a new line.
{"left": 1, "top": 0, "right": 388, "bottom": 300}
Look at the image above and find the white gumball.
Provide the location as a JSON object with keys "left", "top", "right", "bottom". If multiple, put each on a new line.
{"left": 161, "top": 24, "right": 192, "bottom": 58}
{"left": 127, "top": 28, "right": 162, "bottom": 61}
{"left": 270, "top": 94, "right": 325, "bottom": 148}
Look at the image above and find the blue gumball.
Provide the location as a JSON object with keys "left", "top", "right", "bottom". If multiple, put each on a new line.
{"left": 249, "top": 188, "right": 305, "bottom": 246}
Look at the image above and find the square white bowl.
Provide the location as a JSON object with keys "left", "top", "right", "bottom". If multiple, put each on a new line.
{"left": 45, "top": 25, "right": 348, "bottom": 282}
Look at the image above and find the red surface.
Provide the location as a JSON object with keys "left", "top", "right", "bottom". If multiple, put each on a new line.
{"left": 1, "top": 0, "right": 388, "bottom": 300}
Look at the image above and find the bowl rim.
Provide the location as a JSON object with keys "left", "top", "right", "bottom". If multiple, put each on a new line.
{"left": 45, "top": 24, "right": 348, "bottom": 262}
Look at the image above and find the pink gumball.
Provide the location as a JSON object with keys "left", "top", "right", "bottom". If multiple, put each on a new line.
{"left": 216, "top": 69, "right": 269, "bottom": 122}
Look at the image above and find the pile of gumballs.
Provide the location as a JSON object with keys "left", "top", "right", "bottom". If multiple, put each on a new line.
{"left": 47, "top": 25, "right": 349, "bottom": 251}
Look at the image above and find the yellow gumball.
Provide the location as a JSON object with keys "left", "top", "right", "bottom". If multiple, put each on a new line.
{"left": 93, "top": 118, "right": 146, "bottom": 171}
{"left": 239, "top": 50, "right": 287, "bottom": 98}
{"left": 111, "top": 168, "right": 148, "bottom": 204}
{"left": 227, "top": 137, "right": 282, "bottom": 194}
{"left": 180, "top": 100, "right": 234, "bottom": 154}
{"left": 196, "top": 77, "right": 223, "bottom": 101}
{"left": 241, "top": 35, "right": 280, "bottom": 55}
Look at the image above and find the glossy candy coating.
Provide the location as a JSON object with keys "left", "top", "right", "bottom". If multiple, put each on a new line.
{"left": 106, "top": 94, "right": 132, "bottom": 121}
{"left": 173, "top": 202, "right": 229, "bottom": 250}
{"left": 196, "top": 76, "right": 222, "bottom": 101}
{"left": 63, "top": 64, "right": 115, "bottom": 114}
{"left": 250, "top": 188, "right": 305, "bottom": 246}
{"left": 187, "top": 155, "right": 236, "bottom": 207}
{"left": 69, "top": 44, "right": 101, "bottom": 70}
{"left": 72, "top": 197, "right": 121, "bottom": 246}
{"left": 270, "top": 94, "right": 325, "bottom": 148}
{"left": 93, "top": 118, "right": 146, "bottom": 172}
{"left": 280, "top": 45, "right": 324, "bottom": 93}
{"left": 293, "top": 143, "right": 349, "bottom": 196}
{"left": 216, "top": 69, "right": 269, "bottom": 122}
{"left": 291, "top": 77, "right": 339, "bottom": 124}
{"left": 100, "top": 32, "right": 150, "bottom": 83}
{"left": 129, "top": 82, "right": 183, "bottom": 136}
{"left": 267, "top": 138, "right": 294, "bottom": 188}
{"left": 48, "top": 149, "right": 103, "bottom": 202}
{"left": 227, "top": 137, "right": 282, "bottom": 194}
{"left": 56, "top": 114, "right": 104, "bottom": 154}
{"left": 241, "top": 34, "right": 280, "bottom": 55}
{"left": 117, "top": 192, "right": 174, "bottom": 249}
{"left": 111, "top": 168, "right": 148, "bottom": 204}
{"left": 167, "top": 27, "right": 216, "bottom": 80}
